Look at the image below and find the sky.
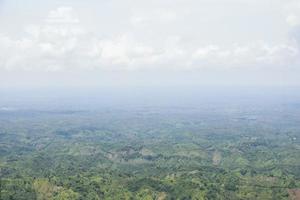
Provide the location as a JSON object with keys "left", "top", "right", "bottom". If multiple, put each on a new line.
{"left": 0, "top": 0, "right": 300, "bottom": 88}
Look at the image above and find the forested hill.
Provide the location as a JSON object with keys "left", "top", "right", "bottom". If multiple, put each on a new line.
{"left": 0, "top": 103, "right": 300, "bottom": 199}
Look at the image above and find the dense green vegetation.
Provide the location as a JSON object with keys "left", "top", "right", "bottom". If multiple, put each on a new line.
{"left": 0, "top": 103, "right": 300, "bottom": 199}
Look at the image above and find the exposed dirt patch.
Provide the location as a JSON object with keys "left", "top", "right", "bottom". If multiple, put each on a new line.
{"left": 157, "top": 192, "right": 167, "bottom": 200}
{"left": 212, "top": 150, "right": 221, "bottom": 165}
{"left": 288, "top": 189, "right": 300, "bottom": 200}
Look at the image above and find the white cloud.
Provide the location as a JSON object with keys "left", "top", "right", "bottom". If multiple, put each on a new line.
{"left": 284, "top": 0, "right": 300, "bottom": 27}
{"left": 192, "top": 43, "right": 299, "bottom": 68}
{"left": 193, "top": 45, "right": 221, "bottom": 60}
{"left": 286, "top": 14, "right": 300, "bottom": 27}
{"left": 130, "top": 9, "right": 177, "bottom": 26}
{"left": 46, "top": 7, "right": 80, "bottom": 24}
{"left": 0, "top": 6, "right": 299, "bottom": 73}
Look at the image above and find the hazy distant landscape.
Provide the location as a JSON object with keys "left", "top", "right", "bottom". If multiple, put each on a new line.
{"left": 0, "top": 88, "right": 300, "bottom": 199}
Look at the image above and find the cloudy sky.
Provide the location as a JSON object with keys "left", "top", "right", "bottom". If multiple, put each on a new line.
{"left": 0, "top": 0, "right": 300, "bottom": 88}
